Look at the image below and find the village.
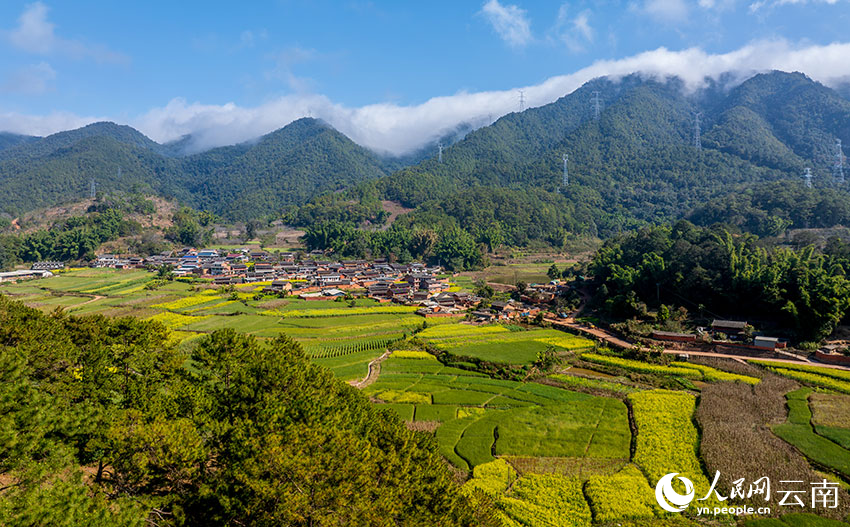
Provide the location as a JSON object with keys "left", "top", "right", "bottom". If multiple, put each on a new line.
{"left": 81, "top": 247, "right": 560, "bottom": 321}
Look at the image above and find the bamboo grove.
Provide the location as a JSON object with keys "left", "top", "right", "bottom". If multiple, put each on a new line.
{"left": 589, "top": 220, "right": 850, "bottom": 341}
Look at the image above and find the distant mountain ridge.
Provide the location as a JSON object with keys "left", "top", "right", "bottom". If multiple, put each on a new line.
{"left": 0, "top": 132, "right": 38, "bottom": 153}
{"left": 1, "top": 70, "right": 849, "bottom": 235}
{"left": 362, "top": 71, "right": 850, "bottom": 237}
{"left": 0, "top": 118, "right": 393, "bottom": 220}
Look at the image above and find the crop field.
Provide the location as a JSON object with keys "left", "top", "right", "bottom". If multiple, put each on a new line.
{"left": 548, "top": 372, "right": 640, "bottom": 395}
{"left": 0, "top": 269, "right": 424, "bottom": 363}
{"left": 754, "top": 364, "right": 850, "bottom": 394}
{"left": 584, "top": 465, "right": 659, "bottom": 522}
{"left": 364, "top": 355, "right": 630, "bottom": 470}
{"left": 772, "top": 388, "right": 850, "bottom": 479}
{"left": 420, "top": 324, "right": 593, "bottom": 364}
{"left": 9, "top": 268, "right": 850, "bottom": 526}
{"left": 628, "top": 390, "right": 718, "bottom": 508}
{"left": 749, "top": 360, "right": 850, "bottom": 383}
{"left": 810, "top": 393, "right": 850, "bottom": 449}
{"left": 583, "top": 353, "right": 761, "bottom": 385}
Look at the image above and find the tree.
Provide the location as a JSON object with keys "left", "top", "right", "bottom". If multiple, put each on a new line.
{"left": 547, "top": 264, "right": 560, "bottom": 281}
{"left": 473, "top": 279, "right": 494, "bottom": 299}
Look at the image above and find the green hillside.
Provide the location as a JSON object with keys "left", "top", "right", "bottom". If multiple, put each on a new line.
{"left": 0, "top": 118, "right": 389, "bottom": 220}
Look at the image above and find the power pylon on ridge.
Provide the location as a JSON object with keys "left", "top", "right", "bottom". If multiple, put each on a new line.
{"left": 834, "top": 139, "right": 845, "bottom": 184}
{"left": 693, "top": 112, "right": 703, "bottom": 150}
{"left": 438, "top": 143, "right": 443, "bottom": 164}
{"left": 519, "top": 90, "right": 525, "bottom": 112}
{"left": 591, "top": 91, "right": 602, "bottom": 120}
{"left": 89, "top": 178, "right": 96, "bottom": 199}
{"left": 803, "top": 167, "right": 813, "bottom": 189}
{"left": 562, "top": 153, "right": 569, "bottom": 188}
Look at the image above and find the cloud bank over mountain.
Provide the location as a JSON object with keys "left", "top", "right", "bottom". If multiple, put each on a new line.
{"left": 2, "top": 39, "right": 850, "bottom": 156}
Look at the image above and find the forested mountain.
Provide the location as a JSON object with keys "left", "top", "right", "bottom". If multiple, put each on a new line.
{"left": 375, "top": 71, "right": 850, "bottom": 232}
{"left": 0, "top": 132, "right": 37, "bottom": 152}
{"left": 175, "top": 118, "right": 390, "bottom": 220}
{"left": 2, "top": 71, "right": 850, "bottom": 249}
{"left": 291, "top": 71, "right": 850, "bottom": 268}
{"left": 0, "top": 118, "right": 390, "bottom": 220}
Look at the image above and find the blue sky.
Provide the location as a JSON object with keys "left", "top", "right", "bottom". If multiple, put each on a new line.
{"left": 1, "top": 0, "right": 849, "bottom": 154}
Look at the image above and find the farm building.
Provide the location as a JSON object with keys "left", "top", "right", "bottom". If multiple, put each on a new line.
{"left": 710, "top": 319, "right": 749, "bottom": 336}
{"left": 651, "top": 330, "right": 697, "bottom": 343}
{"left": 0, "top": 269, "right": 54, "bottom": 282}
{"left": 753, "top": 336, "right": 785, "bottom": 350}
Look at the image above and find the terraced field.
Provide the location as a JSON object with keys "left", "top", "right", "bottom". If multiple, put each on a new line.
{"left": 0, "top": 269, "right": 423, "bottom": 380}
{"left": 6, "top": 269, "right": 850, "bottom": 526}
{"left": 363, "top": 354, "right": 631, "bottom": 471}
{"left": 419, "top": 323, "right": 594, "bottom": 364}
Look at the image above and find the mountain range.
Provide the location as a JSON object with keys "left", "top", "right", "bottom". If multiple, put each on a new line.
{"left": 2, "top": 71, "right": 849, "bottom": 239}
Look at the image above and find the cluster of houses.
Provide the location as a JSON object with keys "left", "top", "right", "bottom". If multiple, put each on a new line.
{"left": 88, "top": 248, "right": 559, "bottom": 319}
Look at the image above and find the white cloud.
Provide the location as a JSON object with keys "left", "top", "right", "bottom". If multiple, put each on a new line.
{"left": 4, "top": 39, "right": 850, "bottom": 155}
{"left": 5, "top": 2, "right": 128, "bottom": 64}
{"left": 750, "top": 0, "right": 841, "bottom": 10}
{"left": 640, "top": 0, "right": 690, "bottom": 23}
{"left": 0, "top": 109, "right": 102, "bottom": 137}
{"left": 698, "top": 0, "right": 738, "bottom": 9}
{"left": 552, "top": 4, "right": 594, "bottom": 53}
{"left": 2, "top": 62, "right": 56, "bottom": 94}
{"left": 479, "top": 0, "right": 533, "bottom": 47}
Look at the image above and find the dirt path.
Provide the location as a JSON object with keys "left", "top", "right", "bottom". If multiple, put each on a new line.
{"left": 76, "top": 295, "right": 105, "bottom": 307}
{"left": 351, "top": 350, "right": 391, "bottom": 389}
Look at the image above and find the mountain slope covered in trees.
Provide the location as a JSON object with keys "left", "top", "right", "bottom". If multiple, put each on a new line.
{"left": 2, "top": 71, "right": 850, "bottom": 250}
{"left": 0, "top": 119, "right": 390, "bottom": 220}
{"left": 290, "top": 72, "right": 850, "bottom": 268}
{"left": 372, "top": 72, "right": 850, "bottom": 232}
{"left": 0, "top": 297, "right": 497, "bottom": 525}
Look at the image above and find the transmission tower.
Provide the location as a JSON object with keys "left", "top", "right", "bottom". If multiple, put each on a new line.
{"left": 591, "top": 91, "right": 602, "bottom": 120}
{"left": 89, "top": 178, "right": 96, "bottom": 199}
{"left": 562, "top": 153, "right": 569, "bottom": 187}
{"left": 438, "top": 142, "right": 443, "bottom": 164}
{"left": 834, "top": 139, "right": 845, "bottom": 184}
{"left": 518, "top": 90, "right": 525, "bottom": 112}
{"left": 693, "top": 112, "right": 703, "bottom": 150}
{"left": 803, "top": 167, "right": 813, "bottom": 189}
